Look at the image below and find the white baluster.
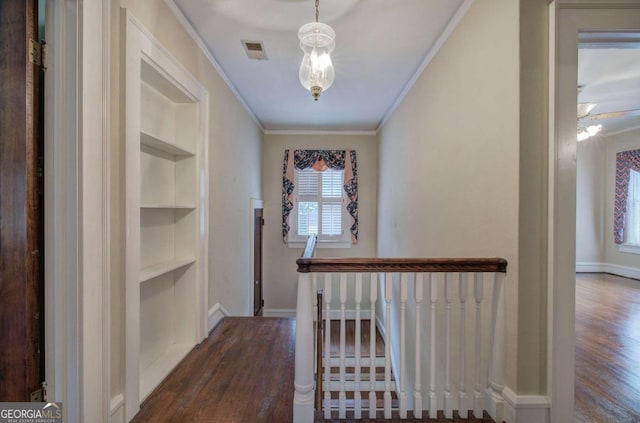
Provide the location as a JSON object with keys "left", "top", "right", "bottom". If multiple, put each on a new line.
{"left": 429, "top": 273, "right": 438, "bottom": 419}
{"left": 473, "top": 272, "right": 484, "bottom": 419}
{"left": 444, "top": 273, "right": 453, "bottom": 419}
{"left": 384, "top": 273, "right": 393, "bottom": 419}
{"left": 369, "top": 273, "right": 378, "bottom": 419}
{"left": 354, "top": 273, "right": 363, "bottom": 418}
{"left": 324, "top": 274, "right": 332, "bottom": 419}
{"left": 312, "top": 272, "right": 317, "bottom": 372}
{"left": 486, "top": 272, "right": 506, "bottom": 423}
{"left": 399, "top": 273, "right": 408, "bottom": 418}
{"left": 293, "top": 272, "right": 314, "bottom": 422}
{"left": 414, "top": 273, "right": 424, "bottom": 419}
{"left": 339, "top": 273, "right": 347, "bottom": 419}
{"left": 459, "top": 272, "right": 469, "bottom": 418}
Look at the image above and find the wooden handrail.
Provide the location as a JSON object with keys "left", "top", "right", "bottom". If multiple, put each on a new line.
{"left": 297, "top": 235, "right": 507, "bottom": 273}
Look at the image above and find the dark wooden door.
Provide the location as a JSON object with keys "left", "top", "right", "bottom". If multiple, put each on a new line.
{"left": 0, "top": 0, "right": 44, "bottom": 401}
{"left": 253, "top": 208, "right": 264, "bottom": 316}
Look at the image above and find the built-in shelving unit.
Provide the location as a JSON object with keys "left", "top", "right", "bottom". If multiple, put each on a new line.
{"left": 125, "top": 14, "right": 209, "bottom": 421}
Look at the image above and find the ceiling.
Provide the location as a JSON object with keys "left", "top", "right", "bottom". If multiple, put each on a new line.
{"left": 578, "top": 35, "right": 640, "bottom": 137}
{"left": 172, "top": 0, "right": 465, "bottom": 131}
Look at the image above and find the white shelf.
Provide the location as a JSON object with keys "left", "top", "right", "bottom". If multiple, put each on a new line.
{"left": 139, "top": 343, "right": 193, "bottom": 401}
{"left": 141, "top": 204, "right": 196, "bottom": 210}
{"left": 140, "top": 130, "right": 195, "bottom": 157}
{"left": 140, "top": 258, "right": 196, "bottom": 283}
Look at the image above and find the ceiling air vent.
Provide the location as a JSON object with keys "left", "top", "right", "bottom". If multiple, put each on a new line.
{"left": 242, "top": 40, "right": 267, "bottom": 60}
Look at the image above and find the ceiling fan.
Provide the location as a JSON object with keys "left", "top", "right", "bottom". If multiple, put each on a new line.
{"left": 578, "top": 102, "right": 640, "bottom": 121}
{"left": 576, "top": 100, "right": 640, "bottom": 141}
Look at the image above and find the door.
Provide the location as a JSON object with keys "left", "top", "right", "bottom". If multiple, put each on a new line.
{"left": 253, "top": 208, "right": 264, "bottom": 316}
{"left": 0, "top": 0, "right": 45, "bottom": 401}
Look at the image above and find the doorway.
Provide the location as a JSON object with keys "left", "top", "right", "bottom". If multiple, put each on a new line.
{"left": 551, "top": 4, "right": 640, "bottom": 422}
{"left": 250, "top": 198, "right": 264, "bottom": 316}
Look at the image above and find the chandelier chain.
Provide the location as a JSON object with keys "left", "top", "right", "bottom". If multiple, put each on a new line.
{"left": 315, "top": 0, "right": 319, "bottom": 22}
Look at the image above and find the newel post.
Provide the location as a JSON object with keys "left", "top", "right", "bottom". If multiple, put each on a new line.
{"left": 293, "top": 272, "right": 315, "bottom": 422}
{"left": 485, "top": 272, "right": 506, "bottom": 422}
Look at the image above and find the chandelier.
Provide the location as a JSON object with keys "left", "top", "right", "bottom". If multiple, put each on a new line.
{"left": 298, "top": 0, "right": 335, "bottom": 101}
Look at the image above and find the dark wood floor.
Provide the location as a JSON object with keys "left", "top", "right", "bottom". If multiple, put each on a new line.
{"left": 575, "top": 273, "right": 640, "bottom": 423}
{"left": 133, "top": 317, "right": 493, "bottom": 422}
{"left": 132, "top": 317, "right": 295, "bottom": 423}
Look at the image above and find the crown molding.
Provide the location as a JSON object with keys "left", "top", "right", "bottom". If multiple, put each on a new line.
{"left": 163, "top": 0, "right": 265, "bottom": 132}
{"left": 376, "top": 0, "right": 476, "bottom": 133}
{"left": 264, "top": 129, "right": 377, "bottom": 136}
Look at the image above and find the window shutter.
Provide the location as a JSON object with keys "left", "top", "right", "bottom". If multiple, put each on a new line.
{"left": 322, "top": 170, "right": 343, "bottom": 198}
{"left": 321, "top": 202, "right": 343, "bottom": 235}
{"left": 298, "top": 169, "right": 319, "bottom": 196}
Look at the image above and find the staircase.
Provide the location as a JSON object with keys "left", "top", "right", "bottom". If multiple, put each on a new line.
{"left": 293, "top": 234, "right": 508, "bottom": 423}
{"left": 320, "top": 320, "right": 396, "bottom": 419}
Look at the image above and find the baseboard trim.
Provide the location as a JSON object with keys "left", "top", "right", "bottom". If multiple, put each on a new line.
{"left": 502, "top": 386, "right": 550, "bottom": 423}
{"left": 109, "top": 394, "right": 124, "bottom": 423}
{"left": 208, "top": 303, "right": 229, "bottom": 333}
{"left": 263, "top": 308, "right": 296, "bottom": 318}
{"left": 263, "top": 308, "right": 374, "bottom": 319}
{"left": 575, "top": 262, "right": 606, "bottom": 273}
{"left": 605, "top": 263, "right": 640, "bottom": 280}
{"left": 576, "top": 262, "right": 640, "bottom": 280}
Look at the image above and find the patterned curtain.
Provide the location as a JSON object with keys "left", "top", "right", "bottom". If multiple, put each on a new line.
{"left": 282, "top": 149, "right": 358, "bottom": 243}
{"left": 614, "top": 149, "right": 640, "bottom": 244}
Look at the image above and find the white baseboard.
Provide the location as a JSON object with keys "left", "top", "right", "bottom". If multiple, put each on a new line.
{"left": 208, "top": 303, "right": 229, "bottom": 333}
{"left": 575, "top": 262, "right": 606, "bottom": 273}
{"left": 109, "top": 394, "right": 124, "bottom": 423}
{"left": 263, "top": 308, "right": 296, "bottom": 318}
{"left": 502, "top": 386, "right": 550, "bottom": 423}
{"left": 605, "top": 263, "right": 640, "bottom": 280}
{"left": 263, "top": 308, "right": 374, "bottom": 320}
{"left": 576, "top": 262, "right": 640, "bottom": 280}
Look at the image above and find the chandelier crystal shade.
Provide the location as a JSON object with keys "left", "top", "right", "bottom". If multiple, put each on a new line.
{"left": 298, "top": 1, "right": 335, "bottom": 101}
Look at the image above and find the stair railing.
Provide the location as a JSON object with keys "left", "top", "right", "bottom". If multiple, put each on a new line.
{"left": 292, "top": 235, "right": 508, "bottom": 422}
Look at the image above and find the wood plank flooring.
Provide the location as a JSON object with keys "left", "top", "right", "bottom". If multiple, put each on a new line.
{"left": 133, "top": 317, "right": 492, "bottom": 422}
{"left": 575, "top": 273, "right": 640, "bottom": 423}
{"left": 131, "top": 317, "right": 295, "bottom": 423}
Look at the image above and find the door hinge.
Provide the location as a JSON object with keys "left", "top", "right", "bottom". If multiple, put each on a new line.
{"left": 29, "top": 39, "right": 47, "bottom": 71}
{"left": 30, "top": 382, "right": 48, "bottom": 402}
{"left": 261, "top": 299, "right": 265, "bottom": 307}
{"left": 260, "top": 217, "right": 265, "bottom": 226}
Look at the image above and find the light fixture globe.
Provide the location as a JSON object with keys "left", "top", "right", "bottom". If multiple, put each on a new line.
{"left": 298, "top": 22, "right": 335, "bottom": 101}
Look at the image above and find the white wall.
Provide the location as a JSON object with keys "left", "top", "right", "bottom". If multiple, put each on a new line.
{"left": 576, "top": 140, "right": 606, "bottom": 264}
{"left": 110, "top": 0, "right": 262, "bottom": 407}
{"left": 377, "top": 0, "right": 522, "bottom": 398}
{"left": 262, "top": 133, "right": 377, "bottom": 313}
{"left": 575, "top": 129, "right": 640, "bottom": 275}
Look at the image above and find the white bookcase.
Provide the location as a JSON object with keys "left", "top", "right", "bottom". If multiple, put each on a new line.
{"left": 124, "top": 14, "right": 209, "bottom": 421}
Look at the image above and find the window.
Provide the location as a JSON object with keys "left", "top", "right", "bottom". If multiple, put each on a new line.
{"left": 281, "top": 149, "right": 358, "bottom": 246}
{"left": 624, "top": 169, "right": 640, "bottom": 245}
{"left": 291, "top": 168, "right": 350, "bottom": 245}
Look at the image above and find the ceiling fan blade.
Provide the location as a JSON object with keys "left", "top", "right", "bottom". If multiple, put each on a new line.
{"left": 577, "top": 102, "right": 597, "bottom": 119}
{"left": 589, "top": 109, "right": 640, "bottom": 120}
